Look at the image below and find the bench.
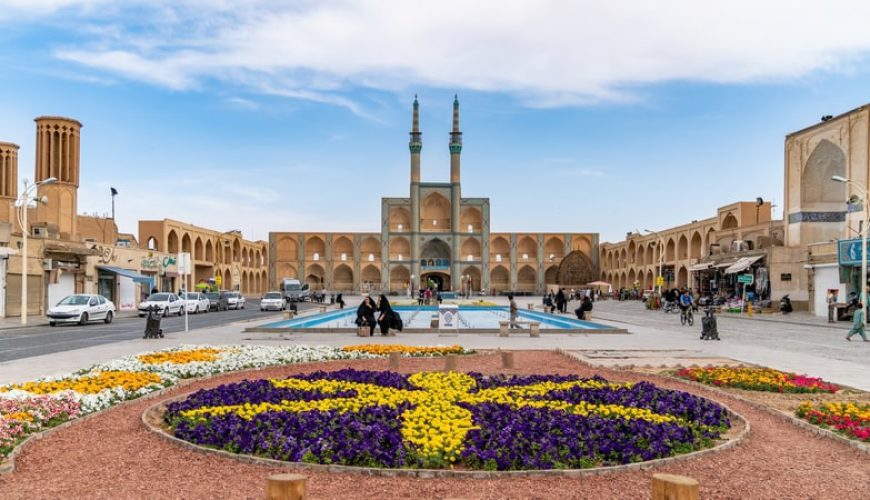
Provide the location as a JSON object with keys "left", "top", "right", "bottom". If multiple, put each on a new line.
{"left": 282, "top": 310, "right": 296, "bottom": 320}
{"left": 499, "top": 320, "right": 540, "bottom": 337}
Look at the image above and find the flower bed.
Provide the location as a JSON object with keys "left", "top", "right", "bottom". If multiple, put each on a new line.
{"left": 165, "top": 370, "right": 730, "bottom": 470}
{"left": 341, "top": 344, "right": 469, "bottom": 356}
{"left": 93, "top": 345, "right": 376, "bottom": 378}
{"left": 674, "top": 366, "right": 839, "bottom": 393}
{"left": 795, "top": 401, "right": 870, "bottom": 442}
{"left": 0, "top": 370, "right": 176, "bottom": 413}
{"left": 1, "top": 395, "right": 81, "bottom": 456}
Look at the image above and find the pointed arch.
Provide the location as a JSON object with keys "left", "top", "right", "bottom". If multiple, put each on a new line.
{"left": 490, "top": 265, "right": 509, "bottom": 292}
{"left": 721, "top": 213, "right": 738, "bottom": 230}
{"left": 167, "top": 230, "right": 179, "bottom": 254}
{"left": 389, "top": 207, "right": 411, "bottom": 232}
{"left": 361, "top": 264, "right": 381, "bottom": 288}
{"left": 677, "top": 265, "right": 688, "bottom": 288}
{"left": 802, "top": 139, "right": 846, "bottom": 207}
{"left": 461, "top": 266, "right": 482, "bottom": 292}
{"left": 491, "top": 236, "right": 510, "bottom": 261}
{"left": 389, "top": 237, "right": 410, "bottom": 261}
{"left": 305, "top": 263, "right": 325, "bottom": 288}
{"left": 232, "top": 239, "right": 241, "bottom": 263}
{"left": 333, "top": 236, "right": 353, "bottom": 261}
{"left": 460, "top": 207, "right": 483, "bottom": 232}
{"left": 421, "top": 192, "right": 451, "bottom": 229}
{"left": 558, "top": 251, "right": 594, "bottom": 286}
{"left": 677, "top": 235, "right": 688, "bottom": 260}
{"left": 223, "top": 269, "right": 231, "bottom": 291}
{"left": 333, "top": 263, "right": 353, "bottom": 291}
{"left": 636, "top": 245, "right": 645, "bottom": 266}
{"left": 517, "top": 265, "right": 537, "bottom": 292}
{"left": 277, "top": 236, "right": 298, "bottom": 261}
{"left": 544, "top": 237, "right": 564, "bottom": 261}
{"left": 389, "top": 265, "right": 410, "bottom": 290}
{"left": 361, "top": 236, "right": 381, "bottom": 261}
{"left": 665, "top": 238, "right": 675, "bottom": 261}
{"left": 517, "top": 236, "right": 537, "bottom": 260}
{"left": 193, "top": 237, "right": 203, "bottom": 261}
{"left": 545, "top": 265, "right": 559, "bottom": 285}
{"left": 305, "top": 236, "right": 325, "bottom": 260}
{"left": 690, "top": 232, "right": 702, "bottom": 259}
{"left": 421, "top": 238, "right": 451, "bottom": 259}
{"left": 460, "top": 237, "right": 481, "bottom": 261}
{"left": 205, "top": 239, "right": 214, "bottom": 262}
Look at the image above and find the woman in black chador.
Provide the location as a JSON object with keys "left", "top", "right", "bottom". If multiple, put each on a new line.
{"left": 377, "top": 294, "right": 395, "bottom": 336}
{"left": 356, "top": 296, "right": 377, "bottom": 336}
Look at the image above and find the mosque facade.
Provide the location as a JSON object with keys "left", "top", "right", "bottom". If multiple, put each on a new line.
{"left": 269, "top": 97, "right": 599, "bottom": 294}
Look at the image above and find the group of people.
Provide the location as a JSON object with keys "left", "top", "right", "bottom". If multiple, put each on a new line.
{"left": 355, "top": 294, "right": 403, "bottom": 336}
{"left": 540, "top": 288, "right": 595, "bottom": 320}
{"left": 417, "top": 288, "right": 442, "bottom": 306}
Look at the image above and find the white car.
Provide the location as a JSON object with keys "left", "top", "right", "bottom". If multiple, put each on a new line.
{"left": 180, "top": 292, "right": 210, "bottom": 314}
{"left": 138, "top": 293, "right": 184, "bottom": 317}
{"left": 226, "top": 291, "right": 246, "bottom": 310}
{"left": 260, "top": 291, "right": 285, "bottom": 311}
{"left": 48, "top": 294, "right": 116, "bottom": 326}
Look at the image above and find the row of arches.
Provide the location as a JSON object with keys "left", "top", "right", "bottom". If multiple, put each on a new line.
{"left": 602, "top": 266, "right": 692, "bottom": 290}
{"left": 277, "top": 235, "right": 382, "bottom": 262}
{"left": 387, "top": 199, "right": 484, "bottom": 232}
{"left": 604, "top": 231, "right": 710, "bottom": 270}
{"left": 149, "top": 230, "right": 267, "bottom": 268}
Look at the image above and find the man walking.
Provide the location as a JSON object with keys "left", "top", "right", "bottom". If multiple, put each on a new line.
{"left": 508, "top": 293, "right": 519, "bottom": 329}
{"left": 846, "top": 302, "right": 869, "bottom": 341}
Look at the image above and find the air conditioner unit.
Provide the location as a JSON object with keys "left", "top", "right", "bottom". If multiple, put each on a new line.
{"left": 42, "top": 258, "right": 53, "bottom": 271}
{"left": 32, "top": 226, "right": 48, "bottom": 238}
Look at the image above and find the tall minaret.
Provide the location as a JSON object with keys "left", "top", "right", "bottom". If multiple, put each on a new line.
{"left": 0, "top": 142, "right": 19, "bottom": 225}
{"left": 449, "top": 95, "right": 462, "bottom": 288}
{"left": 409, "top": 96, "right": 422, "bottom": 286}
{"left": 33, "top": 116, "right": 82, "bottom": 239}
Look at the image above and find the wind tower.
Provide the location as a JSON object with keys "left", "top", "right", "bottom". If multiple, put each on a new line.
{"left": 33, "top": 116, "right": 82, "bottom": 239}
{"left": 0, "top": 142, "right": 19, "bottom": 225}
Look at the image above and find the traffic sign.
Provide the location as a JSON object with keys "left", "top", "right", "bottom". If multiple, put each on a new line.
{"left": 737, "top": 274, "right": 754, "bottom": 285}
{"left": 656, "top": 276, "right": 664, "bottom": 286}
{"left": 215, "top": 275, "right": 223, "bottom": 286}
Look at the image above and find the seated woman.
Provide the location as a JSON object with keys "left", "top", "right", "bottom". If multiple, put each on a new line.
{"left": 377, "top": 294, "right": 395, "bottom": 336}
{"left": 355, "top": 296, "right": 377, "bottom": 336}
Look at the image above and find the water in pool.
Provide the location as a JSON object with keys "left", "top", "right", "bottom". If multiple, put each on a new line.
{"left": 262, "top": 306, "right": 610, "bottom": 330}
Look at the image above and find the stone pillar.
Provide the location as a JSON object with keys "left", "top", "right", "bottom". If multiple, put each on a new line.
{"left": 537, "top": 234, "right": 545, "bottom": 294}
{"left": 325, "top": 234, "right": 333, "bottom": 290}
{"left": 510, "top": 234, "right": 518, "bottom": 291}
{"left": 353, "top": 234, "right": 361, "bottom": 293}
{"left": 481, "top": 201, "right": 491, "bottom": 293}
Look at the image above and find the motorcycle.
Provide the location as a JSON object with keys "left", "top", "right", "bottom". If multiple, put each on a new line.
{"left": 780, "top": 295, "right": 793, "bottom": 314}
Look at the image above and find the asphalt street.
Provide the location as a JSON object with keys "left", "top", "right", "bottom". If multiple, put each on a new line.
{"left": 0, "top": 299, "right": 322, "bottom": 363}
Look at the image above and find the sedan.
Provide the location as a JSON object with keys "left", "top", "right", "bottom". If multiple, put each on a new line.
{"left": 180, "top": 292, "right": 210, "bottom": 314}
{"left": 138, "top": 293, "right": 184, "bottom": 317}
{"left": 205, "top": 292, "right": 229, "bottom": 311}
{"left": 48, "top": 294, "right": 116, "bottom": 326}
{"left": 226, "top": 291, "right": 246, "bottom": 310}
{"left": 260, "top": 291, "right": 285, "bottom": 311}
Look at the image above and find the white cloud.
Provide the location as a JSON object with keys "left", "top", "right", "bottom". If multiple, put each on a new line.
{"left": 17, "top": 1, "right": 870, "bottom": 107}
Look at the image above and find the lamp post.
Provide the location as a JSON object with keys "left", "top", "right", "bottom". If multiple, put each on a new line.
{"left": 644, "top": 229, "right": 665, "bottom": 294}
{"left": 832, "top": 175, "right": 868, "bottom": 326}
{"left": 15, "top": 177, "right": 57, "bottom": 325}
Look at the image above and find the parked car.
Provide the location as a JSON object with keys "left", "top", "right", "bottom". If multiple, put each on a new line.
{"left": 205, "top": 291, "right": 229, "bottom": 311}
{"left": 138, "top": 293, "right": 184, "bottom": 317}
{"left": 226, "top": 291, "right": 246, "bottom": 310}
{"left": 48, "top": 294, "right": 115, "bottom": 326}
{"left": 181, "top": 292, "right": 210, "bottom": 314}
{"left": 260, "top": 291, "right": 285, "bottom": 311}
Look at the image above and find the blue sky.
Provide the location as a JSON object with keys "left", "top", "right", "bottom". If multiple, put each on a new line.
{"left": 2, "top": 1, "right": 870, "bottom": 243}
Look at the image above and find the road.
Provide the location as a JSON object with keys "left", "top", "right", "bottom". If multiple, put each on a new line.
{"left": 0, "top": 299, "right": 323, "bottom": 363}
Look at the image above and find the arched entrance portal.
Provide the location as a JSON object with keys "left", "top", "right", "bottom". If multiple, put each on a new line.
{"left": 421, "top": 272, "right": 451, "bottom": 292}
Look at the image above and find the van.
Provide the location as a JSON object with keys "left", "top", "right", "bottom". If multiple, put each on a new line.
{"left": 281, "top": 278, "right": 310, "bottom": 302}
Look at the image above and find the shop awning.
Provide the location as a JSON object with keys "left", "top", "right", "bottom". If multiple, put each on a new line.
{"left": 688, "top": 262, "right": 713, "bottom": 272}
{"left": 96, "top": 266, "right": 153, "bottom": 285}
{"left": 724, "top": 255, "right": 765, "bottom": 274}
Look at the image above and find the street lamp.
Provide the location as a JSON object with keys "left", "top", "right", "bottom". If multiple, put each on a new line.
{"left": 832, "top": 175, "right": 868, "bottom": 326}
{"left": 643, "top": 229, "right": 664, "bottom": 294}
{"left": 15, "top": 177, "right": 57, "bottom": 325}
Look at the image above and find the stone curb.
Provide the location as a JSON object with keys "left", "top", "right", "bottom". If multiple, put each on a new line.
{"left": 141, "top": 375, "right": 750, "bottom": 479}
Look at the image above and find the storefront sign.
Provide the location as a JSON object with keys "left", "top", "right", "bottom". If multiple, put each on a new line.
{"left": 737, "top": 274, "right": 754, "bottom": 285}
{"left": 141, "top": 256, "right": 160, "bottom": 269}
{"left": 95, "top": 244, "right": 117, "bottom": 264}
{"left": 837, "top": 238, "right": 870, "bottom": 266}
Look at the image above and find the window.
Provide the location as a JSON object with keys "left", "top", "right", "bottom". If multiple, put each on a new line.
{"left": 397, "top": 224, "right": 403, "bottom": 232}
{"left": 522, "top": 253, "right": 528, "bottom": 260}
{"left": 780, "top": 273, "right": 792, "bottom": 282}
{"left": 313, "top": 252, "right": 320, "bottom": 261}
{"left": 398, "top": 254, "right": 403, "bottom": 261}
{"left": 467, "top": 255, "right": 473, "bottom": 261}
{"left": 341, "top": 253, "right": 347, "bottom": 261}
{"left": 496, "top": 254, "right": 502, "bottom": 262}
{"left": 368, "top": 254, "right": 374, "bottom": 262}
{"left": 467, "top": 224, "right": 473, "bottom": 233}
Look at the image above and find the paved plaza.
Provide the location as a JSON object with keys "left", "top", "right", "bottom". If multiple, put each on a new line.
{"left": 1, "top": 296, "right": 866, "bottom": 391}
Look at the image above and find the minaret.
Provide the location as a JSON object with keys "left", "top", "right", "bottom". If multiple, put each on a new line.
{"left": 449, "top": 95, "right": 462, "bottom": 288}
{"left": 409, "top": 96, "right": 422, "bottom": 287}
{"left": 0, "top": 142, "right": 19, "bottom": 225}
{"left": 33, "top": 116, "right": 82, "bottom": 239}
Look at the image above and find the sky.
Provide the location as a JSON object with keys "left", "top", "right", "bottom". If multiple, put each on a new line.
{"left": 2, "top": 1, "right": 870, "bottom": 244}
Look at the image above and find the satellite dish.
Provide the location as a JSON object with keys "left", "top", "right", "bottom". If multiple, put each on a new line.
{"left": 756, "top": 197, "right": 764, "bottom": 207}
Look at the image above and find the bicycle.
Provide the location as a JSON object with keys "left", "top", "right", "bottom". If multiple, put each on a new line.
{"left": 680, "top": 306, "right": 694, "bottom": 326}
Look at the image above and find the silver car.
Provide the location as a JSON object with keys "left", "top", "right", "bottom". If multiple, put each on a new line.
{"left": 226, "top": 291, "right": 246, "bottom": 310}
{"left": 48, "top": 294, "right": 116, "bottom": 326}
{"left": 138, "top": 293, "right": 184, "bottom": 317}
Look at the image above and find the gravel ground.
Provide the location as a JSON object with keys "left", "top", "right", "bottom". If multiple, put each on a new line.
{"left": 1, "top": 351, "right": 867, "bottom": 500}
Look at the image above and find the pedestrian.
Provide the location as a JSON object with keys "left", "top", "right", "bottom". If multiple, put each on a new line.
{"left": 377, "top": 294, "right": 394, "bottom": 336}
{"left": 556, "top": 288, "right": 566, "bottom": 314}
{"left": 508, "top": 293, "right": 519, "bottom": 329}
{"left": 436, "top": 291, "right": 442, "bottom": 304}
{"left": 336, "top": 293, "right": 345, "bottom": 309}
{"left": 418, "top": 288, "right": 425, "bottom": 306}
{"left": 846, "top": 302, "right": 869, "bottom": 341}
{"left": 425, "top": 288, "right": 432, "bottom": 305}
{"left": 827, "top": 290, "right": 836, "bottom": 323}
{"left": 582, "top": 295, "right": 593, "bottom": 320}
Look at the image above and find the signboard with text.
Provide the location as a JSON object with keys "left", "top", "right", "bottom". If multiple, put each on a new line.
{"left": 838, "top": 238, "right": 870, "bottom": 266}
{"left": 421, "top": 258, "right": 450, "bottom": 270}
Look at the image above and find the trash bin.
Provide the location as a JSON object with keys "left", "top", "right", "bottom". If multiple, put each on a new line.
{"left": 700, "top": 307, "right": 719, "bottom": 340}
{"left": 143, "top": 306, "right": 164, "bottom": 339}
